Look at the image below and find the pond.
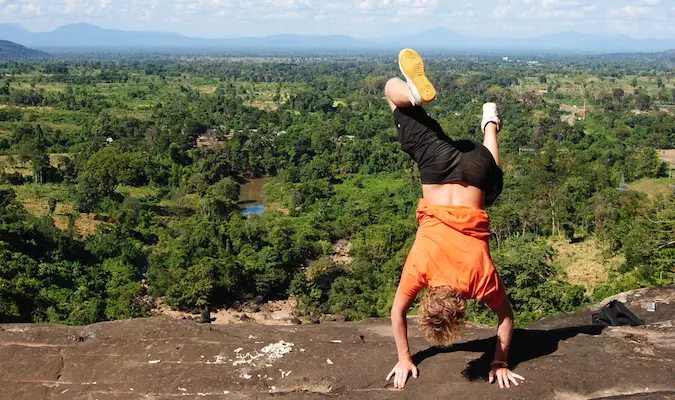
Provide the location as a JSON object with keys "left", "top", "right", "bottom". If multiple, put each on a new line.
{"left": 241, "top": 205, "right": 265, "bottom": 216}
{"left": 238, "top": 177, "right": 274, "bottom": 216}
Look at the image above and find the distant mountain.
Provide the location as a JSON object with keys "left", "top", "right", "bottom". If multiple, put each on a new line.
{"left": 0, "top": 23, "right": 375, "bottom": 50}
{"left": 384, "top": 27, "right": 473, "bottom": 48}
{"left": 0, "top": 23, "right": 27, "bottom": 31}
{"left": 387, "top": 28, "right": 675, "bottom": 53}
{"left": 0, "top": 40, "right": 48, "bottom": 60}
{"left": 504, "top": 30, "right": 675, "bottom": 53}
{"left": 0, "top": 23, "right": 192, "bottom": 48}
{"left": 1, "top": 23, "right": 674, "bottom": 54}
{"left": 225, "top": 34, "right": 371, "bottom": 49}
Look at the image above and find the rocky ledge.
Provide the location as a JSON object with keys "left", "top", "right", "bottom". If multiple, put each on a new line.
{"left": 1, "top": 286, "right": 674, "bottom": 400}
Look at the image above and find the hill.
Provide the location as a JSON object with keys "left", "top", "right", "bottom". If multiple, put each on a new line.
{"left": 1, "top": 286, "right": 673, "bottom": 399}
{"left": 384, "top": 28, "right": 675, "bottom": 53}
{"left": 1, "top": 23, "right": 675, "bottom": 53}
{"left": 0, "top": 39, "right": 48, "bottom": 60}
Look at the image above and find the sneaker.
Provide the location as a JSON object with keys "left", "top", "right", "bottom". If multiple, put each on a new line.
{"left": 481, "top": 103, "right": 501, "bottom": 134}
{"left": 398, "top": 48, "right": 436, "bottom": 106}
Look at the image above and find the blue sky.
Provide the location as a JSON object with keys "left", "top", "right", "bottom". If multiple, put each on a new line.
{"left": 1, "top": 0, "right": 674, "bottom": 39}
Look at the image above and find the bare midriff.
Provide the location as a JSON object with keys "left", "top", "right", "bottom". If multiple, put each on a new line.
{"left": 422, "top": 182, "right": 484, "bottom": 210}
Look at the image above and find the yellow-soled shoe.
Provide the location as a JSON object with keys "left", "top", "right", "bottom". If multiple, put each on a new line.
{"left": 398, "top": 48, "right": 436, "bottom": 105}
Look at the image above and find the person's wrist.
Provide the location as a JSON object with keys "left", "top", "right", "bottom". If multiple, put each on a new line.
{"left": 398, "top": 354, "right": 412, "bottom": 363}
{"left": 490, "top": 360, "right": 508, "bottom": 370}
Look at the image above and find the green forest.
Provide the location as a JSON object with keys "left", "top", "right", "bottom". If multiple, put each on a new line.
{"left": 0, "top": 53, "right": 673, "bottom": 327}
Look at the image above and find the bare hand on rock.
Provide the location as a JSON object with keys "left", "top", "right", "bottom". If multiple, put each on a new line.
{"left": 386, "top": 359, "right": 418, "bottom": 389}
{"left": 489, "top": 368, "right": 525, "bottom": 389}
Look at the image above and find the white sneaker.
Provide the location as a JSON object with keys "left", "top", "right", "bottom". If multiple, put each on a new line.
{"left": 398, "top": 48, "right": 436, "bottom": 106}
{"left": 481, "top": 103, "right": 501, "bottom": 133}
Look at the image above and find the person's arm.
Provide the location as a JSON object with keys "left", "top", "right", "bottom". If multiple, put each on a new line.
{"left": 489, "top": 300, "right": 525, "bottom": 389}
{"left": 386, "top": 286, "right": 418, "bottom": 389}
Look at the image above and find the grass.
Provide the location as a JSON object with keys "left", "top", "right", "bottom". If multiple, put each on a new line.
{"left": 117, "top": 185, "right": 161, "bottom": 199}
{"left": 1, "top": 183, "right": 70, "bottom": 201}
{"left": 1, "top": 70, "right": 308, "bottom": 133}
{"left": 521, "top": 74, "right": 675, "bottom": 109}
{"left": 158, "top": 191, "right": 199, "bottom": 211}
{"left": 0, "top": 183, "right": 103, "bottom": 237}
{"left": 628, "top": 177, "right": 674, "bottom": 198}
{"left": 0, "top": 154, "right": 72, "bottom": 176}
{"left": 550, "top": 237, "right": 625, "bottom": 293}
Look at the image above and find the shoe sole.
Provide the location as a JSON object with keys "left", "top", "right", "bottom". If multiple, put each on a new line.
{"left": 398, "top": 48, "right": 436, "bottom": 104}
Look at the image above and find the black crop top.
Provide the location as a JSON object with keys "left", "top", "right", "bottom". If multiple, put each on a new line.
{"left": 394, "top": 106, "right": 503, "bottom": 206}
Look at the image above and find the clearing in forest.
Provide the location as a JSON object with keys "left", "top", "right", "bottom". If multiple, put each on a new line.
{"left": 629, "top": 177, "right": 674, "bottom": 198}
{"left": 658, "top": 149, "right": 675, "bottom": 168}
{"left": 550, "top": 237, "right": 624, "bottom": 292}
{"left": 1, "top": 183, "right": 104, "bottom": 237}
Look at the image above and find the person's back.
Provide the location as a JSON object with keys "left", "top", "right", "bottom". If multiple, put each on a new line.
{"left": 399, "top": 200, "right": 505, "bottom": 311}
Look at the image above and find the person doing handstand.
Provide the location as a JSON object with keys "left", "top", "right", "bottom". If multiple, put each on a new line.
{"left": 385, "top": 49, "right": 525, "bottom": 390}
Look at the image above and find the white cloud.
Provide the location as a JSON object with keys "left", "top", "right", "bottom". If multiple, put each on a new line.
{"left": 614, "top": 5, "right": 652, "bottom": 18}
{"left": 0, "top": 0, "right": 672, "bottom": 39}
{"left": 493, "top": 0, "right": 516, "bottom": 18}
{"left": 540, "top": 0, "right": 582, "bottom": 10}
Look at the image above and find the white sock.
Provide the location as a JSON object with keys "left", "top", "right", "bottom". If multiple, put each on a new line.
{"left": 408, "top": 90, "right": 418, "bottom": 106}
{"left": 482, "top": 103, "right": 501, "bottom": 133}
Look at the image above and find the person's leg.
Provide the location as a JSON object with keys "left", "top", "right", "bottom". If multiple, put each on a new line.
{"left": 483, "top": 123, "right": 499, "bottom": 166}
{"left": 399, "top": 49, "right": 436, "bottom": 106}
{"left": 386, "top": 49, "right": 437, "bottom": 112}
{"left": 482, "top": 103, "right": 501, "bottom": 166}
{"left": 385, "top": 77, "right": 414, "bottom": 112}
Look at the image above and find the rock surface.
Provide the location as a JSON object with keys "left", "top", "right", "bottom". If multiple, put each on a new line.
{"left": 1, "top": 286, "right": 674, "bottom": 400}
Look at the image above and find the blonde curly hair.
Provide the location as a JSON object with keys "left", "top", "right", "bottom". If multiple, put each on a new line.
{"left": 419, "top": 286, "right": 467, "bottom": 346}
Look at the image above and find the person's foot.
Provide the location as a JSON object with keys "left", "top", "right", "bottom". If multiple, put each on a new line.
{"left": 482, "top": 103, "right": 501, "bottom": 134}
{"left": 398, "top": 48, "right": 436, "bottom": 106}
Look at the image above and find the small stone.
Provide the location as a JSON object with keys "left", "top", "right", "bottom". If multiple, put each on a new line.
{"left": 327, "top": 359, "right": 333, "bottom": 365}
